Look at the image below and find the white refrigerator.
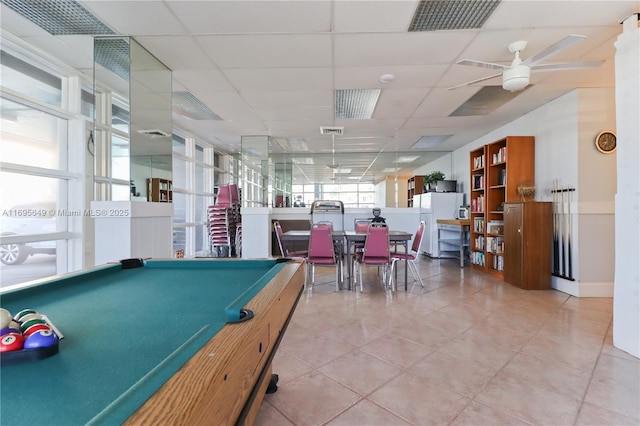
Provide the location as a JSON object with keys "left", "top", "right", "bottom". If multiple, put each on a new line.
{"left": 413, "top": 192, "right": 463, "bottom": 258}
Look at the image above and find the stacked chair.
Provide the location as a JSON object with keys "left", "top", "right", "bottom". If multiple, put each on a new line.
{"left": 208, "top": 184, "right": 241, "bottom": 257}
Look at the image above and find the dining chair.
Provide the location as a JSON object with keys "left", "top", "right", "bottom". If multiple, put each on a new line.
{"left": 391, "top": 221, "right": 426, "bottom": 288}
{"left": 354, "top": 223, "right": 397, "bottom": 292}
{"left": 306, "top": 223, "right": 341, "bottom": 291}
{"left": 273, "top": 221, "right": 308, "bottom": 258}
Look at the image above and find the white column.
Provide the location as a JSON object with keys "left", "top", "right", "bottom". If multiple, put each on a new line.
{"left": 613, "top": 14, "right": 640, "bottom": 358}
{"left": 241, "top": 207, "right": 273, "bottom": 258}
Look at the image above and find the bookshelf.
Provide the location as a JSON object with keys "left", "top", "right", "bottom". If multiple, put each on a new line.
{"left": 147, "top": 178, "right": 173, "bottom": 202}
{"left": 407, "top": 175, "right": 425, "bottom": 207}
{"left": 469, "top": 136, "right": 534, "bottom": 277}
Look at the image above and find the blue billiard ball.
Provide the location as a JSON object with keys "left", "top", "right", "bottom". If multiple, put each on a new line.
{"left": 0, "top": 327, "right": 21, "bottom": 336}
{"left": 24, "top": 329, "right": 58, "bottom": 349}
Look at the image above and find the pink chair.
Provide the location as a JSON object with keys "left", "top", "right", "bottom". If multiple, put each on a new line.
{"left": 216, "top": 185, "right": 231, "bottom": 206}
{"left": 306, "top": 223, "right": 341, "bottom": 291}
{"left": 391, "top": 221, "right": 425, "bottom": 289}
{"left": 354, "top": 223, "right": 397, "bottom": 292}
{"left": 274, "top": 221, "right": 308, "bottom": 258}
{"left": 229, "top": 184, "right": 239, "bottom": 204}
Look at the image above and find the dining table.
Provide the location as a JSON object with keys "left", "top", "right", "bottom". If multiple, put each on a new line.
{"left": 281, "top": 229, "right": 413, "bottom": 291}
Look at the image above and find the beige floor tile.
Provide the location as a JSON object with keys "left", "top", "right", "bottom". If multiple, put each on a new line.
{"left": 575, "top": 402, "right": 640, "bottom": 425}
{"left": 253, "top": 401, "right": 295, "bottom": 426}
{"left": 449, "top": 401, "right": 532, "bottom": 425}
{"left": 326, "top": 399, "right": 411, "bottom": 425}
{"left": 280, "top": 333, "right": 357, "bottom": 368}
{"left": 458, "top": 321, "right": 535, "bottom": 350}
{"left": 498, "top": 352, "right": 593, "bottom": 399}
{"left": 265, "top": 370, "right": 361, "bottom": 425}
{"left": 359, "top": 333, "right": 432, "bottom": 368}
{"left": 436, "top": 335, "right": 519, "bottom": 372}
{"left": 368, "top": 372, "right": 471, "bottom": 424}
{"left": 409, "top": 351, "right": 498, "bottom": 398}
{"left": 520, "top": 335, "right": 602, "bottom": 369}
{"left": 584, "top": 354, "right": 640, "bottom": 419}
{"left": 475, "top": 374, "right": 582, "bottom": 425}
{"left": 318, "top": 350, "right": 403, "bottom": 395}
{"left": 272, "top": 348, "right": 315, "bottom": 384}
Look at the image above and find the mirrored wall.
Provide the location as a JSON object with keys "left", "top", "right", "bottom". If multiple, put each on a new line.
{"left": 93, "top": 37, "right": 172, "bottom": 202}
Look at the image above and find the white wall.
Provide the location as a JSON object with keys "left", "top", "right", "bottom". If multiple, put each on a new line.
{"left": 418, "top": 88, "right": 617, "bottom": 297}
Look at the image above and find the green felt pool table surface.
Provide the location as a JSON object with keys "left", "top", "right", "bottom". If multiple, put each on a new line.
{"left": 0, "top": 258, "right": 303, "bottom": 425}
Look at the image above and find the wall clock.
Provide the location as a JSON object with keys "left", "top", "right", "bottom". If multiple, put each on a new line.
{"left": 595, "top": 130, "right": 617, "bottom": 153}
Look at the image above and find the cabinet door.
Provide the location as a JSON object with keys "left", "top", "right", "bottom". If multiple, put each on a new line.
{"left": 503, "top": 203, "right": 523, "bottom": 286}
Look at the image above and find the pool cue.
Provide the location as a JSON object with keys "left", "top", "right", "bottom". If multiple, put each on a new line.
{"left": 567, "top": 187, "right": 573, "bottom": 279}
{"left": 560, "top": 185, "right": 566, "bottom": 277}
{"left": 552, "top": 180, "right": 560, "bottom": 275}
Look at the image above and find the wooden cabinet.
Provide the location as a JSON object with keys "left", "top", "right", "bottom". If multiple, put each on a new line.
{"left": 469, "top": 136, "right": 534, "bottom": 278}
{"left": 147, "top": 178, "right": 172, "bottom": 202}
{"left": 503, "top": 202, "right": 552, "bottom": 290}
{"left": 407, "top": 175, "right": 425, "bottom": 207}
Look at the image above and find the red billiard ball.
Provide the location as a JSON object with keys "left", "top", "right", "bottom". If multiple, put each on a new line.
{"left": 23, "top": 323, "right": 51, "bottom": 337}
{"left": 0, "top": 333, "right": 24, "bottom": 352}
{"left": 24, "top": 329, "right": 58, "bottom": 349}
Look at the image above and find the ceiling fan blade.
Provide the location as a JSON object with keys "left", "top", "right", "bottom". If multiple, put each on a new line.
{"left": 448, "top": 72, "right": 503, "bottom": 90}
{"left": 456, "top": 59, "right": 508, "bottom": 70}
{"left": 530, "top": 60, "right": 605, "bottom": 72}
{"left": 523, "top": 34, "right": 586, "bottom": 66}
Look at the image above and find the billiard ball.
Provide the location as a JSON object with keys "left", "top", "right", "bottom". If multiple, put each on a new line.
{"left": 24, "top": 329, "right": 58, "bottom": 349}
{"left": 23, "top": 323, "right": 51, "bottom": 337}
{"left": 0, "top": 308, "right": 11, "bottom": 329}
{"left": 18, "top": 313, "right": 41, "bottom": 324}
{"left": 8, "top": 320, "right": 21, "bottom": 330}
{"left": 0, "top": 333, "right": 24, "bottom": 352}
{"left": 20, "top": 318, "right": 47, "bottom": 333}
{"left": 0, "top": 327, "right": 21, "bottom": 336}
{"left": 14, "top": 309, "right": 37, "bottom": 321}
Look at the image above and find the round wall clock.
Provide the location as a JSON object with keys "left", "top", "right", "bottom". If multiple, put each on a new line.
{"left": 595, "top": 130, "right": 617, "bottom": 153}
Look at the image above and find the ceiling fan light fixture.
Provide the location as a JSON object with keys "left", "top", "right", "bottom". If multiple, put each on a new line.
{"left": 502, "top": 65, "right": 530, "bottom": 91}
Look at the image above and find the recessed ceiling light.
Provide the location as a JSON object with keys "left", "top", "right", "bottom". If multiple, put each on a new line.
{"left": 379, "top": 74, "right": 395, "bottom": 84}
{"left": 382, "top": 167, "right": 401, "bottom": 173}
{"left": 396, "top": 155, "right": 420, "bottom": 163}
{"left": 412, "top": 135, "right": 452, "bottom": 148}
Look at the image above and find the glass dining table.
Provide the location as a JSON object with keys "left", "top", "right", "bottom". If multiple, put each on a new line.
{"left": 281, "top": 230, "right": 413, "bottom": 291}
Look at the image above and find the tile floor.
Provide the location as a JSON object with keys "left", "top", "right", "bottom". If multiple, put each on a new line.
{"left": 254, "top": 257, "right": 640, "bottom": 426}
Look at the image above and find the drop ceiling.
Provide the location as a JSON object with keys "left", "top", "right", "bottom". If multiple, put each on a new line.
{"left": 1, "top": 0, "right": 637, "bottom": 184}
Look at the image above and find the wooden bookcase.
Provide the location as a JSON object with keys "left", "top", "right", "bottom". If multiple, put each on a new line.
{"left": 469, "top": 136, "right": 534, "bottom": 278}
{"left": 147, "top": 178, "right": 173, "bottom": 202}
{"left": 407, "top": 175, "right": 425, "bottom": 207}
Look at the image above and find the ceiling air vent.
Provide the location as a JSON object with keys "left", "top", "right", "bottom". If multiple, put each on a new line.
{"left": 138, "top": 129, "right": 171, "bottom": 138}
{"left": 408, "top": 0, "right": 501, "bottom": 32}
{"left": 320, "top": 126, "right": 344, "bottom": 136}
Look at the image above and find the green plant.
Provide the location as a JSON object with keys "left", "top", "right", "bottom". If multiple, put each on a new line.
{"left": 424, "top": 171, "right": 445, "bottom": 185}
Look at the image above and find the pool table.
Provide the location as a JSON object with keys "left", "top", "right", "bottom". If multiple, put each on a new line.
{"left": 0, "top": 257, "right": 305, "bottom": 425}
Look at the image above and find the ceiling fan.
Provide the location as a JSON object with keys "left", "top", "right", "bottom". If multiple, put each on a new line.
{"left": 449, "top": 34, "right": 605, "bottom": 92}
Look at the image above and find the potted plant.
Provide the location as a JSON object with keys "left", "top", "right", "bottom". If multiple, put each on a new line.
{"left": 424, "top": 171, "right": 445, "bottom": 191}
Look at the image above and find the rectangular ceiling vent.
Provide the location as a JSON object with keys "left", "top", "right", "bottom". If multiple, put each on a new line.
{"left": 1, "top": 0, "right": 115, "bottom": 35}
{"left": 173, "top": 91, "right": 222, "bottom": 121}
{"left": 408, "top": 0, "right": 501, "bottom": 31}
{"left": 138, "top": 129, "right": 171, "bottom": 138}
{"left": 320, "top": 126, "right": 344, "bottom": 136}
{"left": 335, "top": 89, "right": 380, "bottom": 120}
{"left": 450, "top": 85, "right": 526, "bottom": 117}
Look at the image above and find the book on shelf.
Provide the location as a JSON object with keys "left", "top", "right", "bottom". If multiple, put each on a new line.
{"left": 486, "top": 236, "right": 504, "bottom": 254}
{"left": 492, "top": 254, "right": 504, "bottom": 271}
{"left": 471, "top": 195, "right": 484, "bottom": 213}
{"left": 473, "top": 154, "right": 485, "bottom": 169}
{"left": 472, "top": 251, "right": 485, "bottom": 266}
{"left": 474, "top": 235, "right": 485, "bottom": 250}
{"left": 473, "top": 217, "right": 485, "bottom": 233}
{"left": 498, "top": 169, "right": 506, "bottom": 186}
{"left": 492, "top": 147, "right": 507, "bottom": 164}
{"left": 472, "top": 174, "right": 484, "bottom": 190}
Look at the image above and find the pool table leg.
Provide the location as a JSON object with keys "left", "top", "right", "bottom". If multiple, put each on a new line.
{"left": 266, "top": 374, "right": 279, "bottom": 394}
